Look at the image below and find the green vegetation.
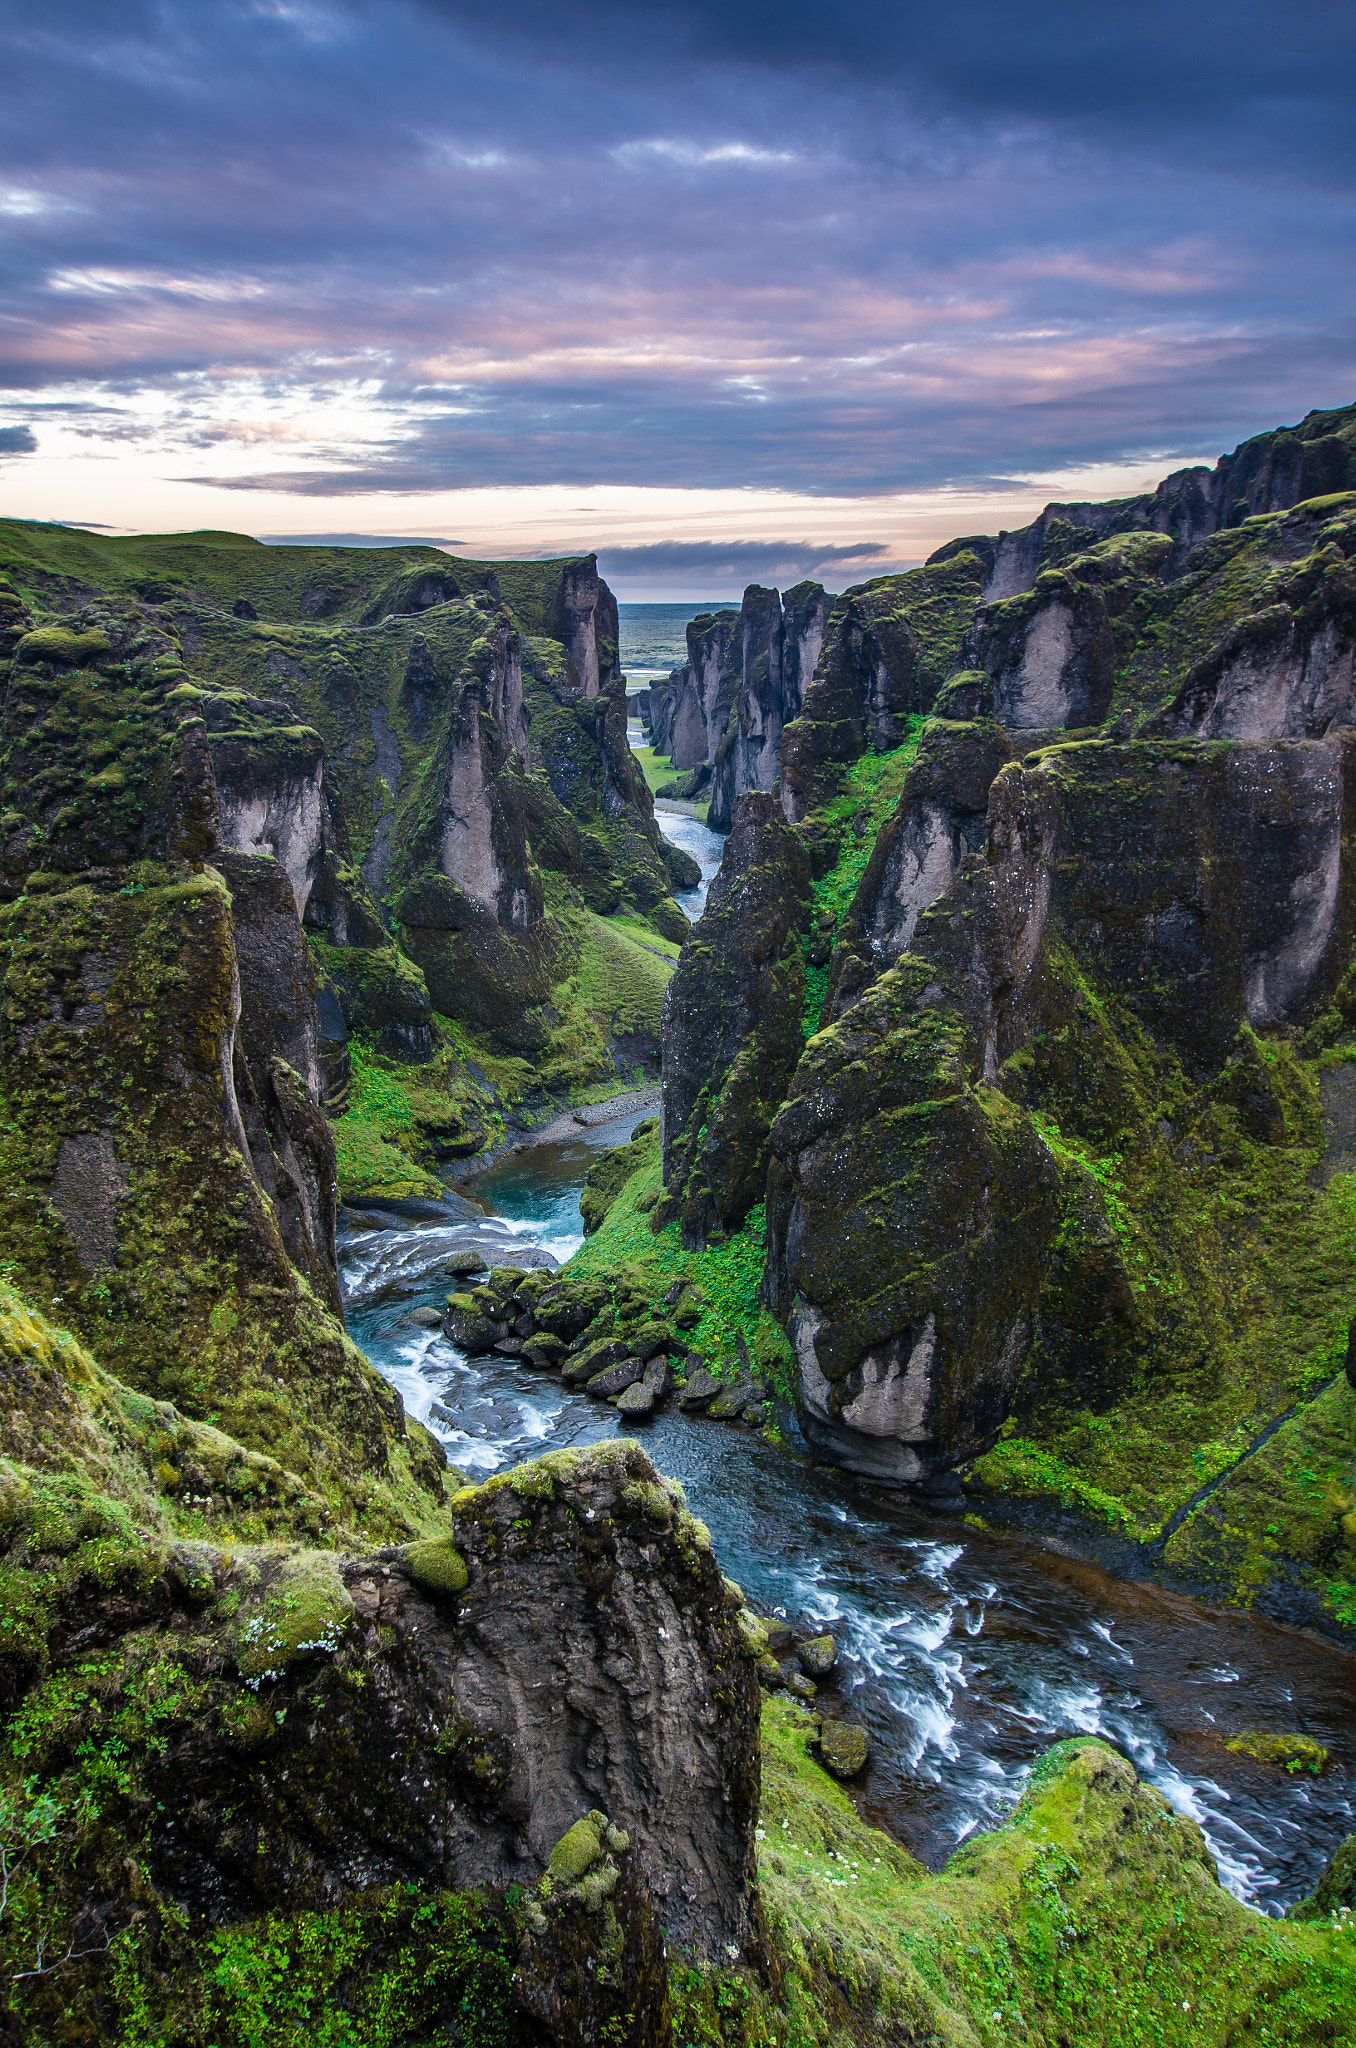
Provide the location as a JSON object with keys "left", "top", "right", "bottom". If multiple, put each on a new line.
{"left": 1224, "top": 1732, "right": 1331, "bottom": 1775}
{"left": 567, "top": 1144, "right": 793, "bottom": 1387}
{"left": 809, "top": 729, "right": 926, "bottom": 930}
{"left": 671, "top": 1700, "right": 1356, "bottom": 2047}
{"left": 110, "top": 1888, "right": 517, "bottom": 2048}
{"left": 970, "top": 947, "right": 1356, "bottom": 1630}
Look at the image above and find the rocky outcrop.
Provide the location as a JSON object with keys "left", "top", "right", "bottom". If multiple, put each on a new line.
{"left": 0, "top": 1434, "right": 759, "bottom": 2045}
{"left": 707, "top": 582, "right": 829, "bottom": 831}
{"left": 779, "top": 551, "right": 986, "bottom": 823}
{"left": 0, "top": 604, "right": 446, "bottom": 1512}
{"left": 659, "top": 794, "right": 812, "bottom": 1246}
{"left": 766, "top": 959, "right": 1063, "bottom": 1488}
{"left": 649, "top": 608, "right": 739, "bottom": 772}
{"left": 646, "top": 584, "right": 830, "bottom": 831}
{"left": 1149, "top": 517, "right": 1356, "bottom": 742}
{"left": 823, "top": 718, "right": 1014, "bottom": 1018}
{"left": 931, "top": 402, "right": 1356, "bottom": 603}
{"left": 551, "top": 553, "right": 620, "bottom": 699}
{"left": 767, "top": 728, "right": 1356, "bottom": 1487}
{"left": 218, "top": 849, "right": 342, "bottom": 1316}
{"left": 212, "top": 723, "right": 326, "bottom": 918}
{"left": 962, "top": 573, "right": 1119, "bottom": 733}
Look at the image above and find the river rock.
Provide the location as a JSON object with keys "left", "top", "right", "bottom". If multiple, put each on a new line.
{"left": 443, "top": 1293, "right": 508, "bottom": 1354}
{"left": 816, "top": 1720, "right": 871, "bottom": 1779}
{"left": 587, "top": 1355, "right": 645, "bottom": 1398}
{"left": 563, "top": 1338, "right": 634, "bottom": 1386}
{"left": 678, "top": 1364, "right": 723, "bottom": 1409}
{"left": 533, "top": 1277, "right": 609, "bottom": 1341}
{"left": 524, "top": 1334, "right": 567, "bottom": 1369}
{"left": 445, "top": 1246, "right": 488, "bottom": 1275}
{"left": 616, "top": 1357, "right": 674, "bottom": 1417}
{"left": 3, "top": 1436, "right": 762, "bottom": 2022}
{"left": 797, "top": 1633, "right": 838, "bottom": 1677}
{"left": 707, "top": 1377, "right": 765, "bottom": 1420}
{"left": 406, "top": 1306, "right": 443, "bottom": 1328}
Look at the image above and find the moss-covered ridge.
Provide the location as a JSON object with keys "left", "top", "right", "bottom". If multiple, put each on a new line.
{"left": 683, "top": 1705, "right": 1356, "bottom": 2047}
{"left": 0, "top": 518, "right": 690, "bottom": 1102}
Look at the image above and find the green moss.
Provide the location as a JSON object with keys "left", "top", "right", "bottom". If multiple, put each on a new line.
{"left": 105, "top": 1886, "right": 516, "bottom": 2048}
{"left": 234, "top": 1553, "right": 354, "bottom": 1683}
{"left": 548, "top": 1812, "right": 606, "bottom": 1879}
{"left": 734, "top": 1699, "right": 1356, "bottom": 2048}
{"left": 14, "top": 626, "right": 112, "bottom": 669}
{"left": 1223, "top": 1731, "right": 1330, "bottom": 1774}
{"left": 402, "top": 1535, "right": 470, "bottom": 1597}
{"left": 565, "top": 1154, "right": 793, "bottom": 1391}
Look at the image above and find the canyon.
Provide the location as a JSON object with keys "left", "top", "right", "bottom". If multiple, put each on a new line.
{"left": 2, "top": 399, "right": 1356, "bottom": 2043}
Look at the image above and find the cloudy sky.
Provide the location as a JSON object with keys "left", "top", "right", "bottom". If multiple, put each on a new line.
{"left": 1, "top": 0, "right": 1352, "bottom": 595}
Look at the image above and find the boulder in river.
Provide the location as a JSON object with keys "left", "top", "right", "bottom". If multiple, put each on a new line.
{"left": 678, "top": 1365, "right": 724, "bottom": 1408}
{"left": 442, "top": 1292, "right": 508, "bottom": 1354}
{"left": 616, "top": 1357, "right": 674, "bottom": 1416}
{"left": 797, "top": 1633, "right": 838, "bottom": 1678}
{"left": 587, "top": 1355, "right": 645, "bottom": 1397}
{"left": 707, "top": 1377, "right": 766, "bottom": 1421}
{"left": 445, "top": 1246, "right": 488, "bottom": 1275}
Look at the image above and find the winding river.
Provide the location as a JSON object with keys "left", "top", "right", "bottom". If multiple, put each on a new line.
{"left": 339, "top": 798, "right": 1356, "bottom": 1918}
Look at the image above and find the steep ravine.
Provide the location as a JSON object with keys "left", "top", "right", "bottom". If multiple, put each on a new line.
{"left": 5, "top": 408, "right": 1356, "bottom": 2041}
{"left": 341, "top": 1136, "right": 1356, "bottom": 1917}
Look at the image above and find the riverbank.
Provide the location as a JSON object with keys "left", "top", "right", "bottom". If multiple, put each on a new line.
{"left": 340, "top": 1106, "right": 1356, "bottom": 1920}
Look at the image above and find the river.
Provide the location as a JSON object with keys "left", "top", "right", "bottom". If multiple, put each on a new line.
{"left": 339, "top": 1109, "right": 1356, "bottom": 1920}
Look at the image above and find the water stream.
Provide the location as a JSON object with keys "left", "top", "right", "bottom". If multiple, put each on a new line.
{"left": 629, "top": 710, "right": 726, "bottom": 922}
{"left": 341, "top": 1118, "right": 1356, "bottom": 1920}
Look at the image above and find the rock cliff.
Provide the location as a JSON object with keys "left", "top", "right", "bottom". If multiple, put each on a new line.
{"left": 647, "top": 582, "right": 829, "bottom": 829}
{"left": 0, "top": 1319, "right": 761, "bottom": 2046}
{"left": 639, "top": 408, "right": 1356, "bottom": 1635}
{"left": 0, "top": 526, "right": 699, "bottom": 1215}
{"left": 659, "top": 794, "right": 812, "bottom": 1248}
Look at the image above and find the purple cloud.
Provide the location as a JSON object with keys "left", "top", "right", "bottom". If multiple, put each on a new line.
{"left": 0, "top": 0, "right": 1351, "bottom": 496}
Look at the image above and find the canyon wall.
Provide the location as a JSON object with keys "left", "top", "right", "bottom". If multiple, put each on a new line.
{"left": 652, "top": 404, "right": 1356, "bottom": 1625}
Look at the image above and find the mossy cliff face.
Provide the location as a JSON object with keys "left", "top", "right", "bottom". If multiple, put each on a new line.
{"left": 822, "top": 717, "right": 1014, "bottom": 1007}
{"left": 934, "top": 401, "right": 1356, "bottom": 602}
{"left": 0, "top": 1422, "right": 760, "bottom": 2045}
{"left": 659, "top": 794, "right": 813, "bottom": 1249}
{"left": 0, "top": 522, "right": 691, "bottom": 1095}
{"left": 778, "top": 550, "right": 987, "bottom": 829}
{"left": 646, "top": 582, "right": 829, "bottom": 828}
{"left": 765, "top": 959, "right": 1063, "bottom": 1489}
{"left": 7, "top": 1274, "right": 1353, "bottom": 2046}
{"left": 951, "top": 499, "right": 1356, "bottom": 746}
{"left": 746, "top": 1705, "right": 1356, "bottom": 2048}
{"left": 0, "top": 605, "right": 455, "bottom": 1532}
{"left": 634, "top": 414, "right": 1356, "bottom": 1627}
{"left": 763, "top": 727, "right": 1356, "bottom": 1543}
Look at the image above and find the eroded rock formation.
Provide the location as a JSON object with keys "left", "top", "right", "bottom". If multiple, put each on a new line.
{"left": 659, "top": 794, "right": 812, "bottom": 1247}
